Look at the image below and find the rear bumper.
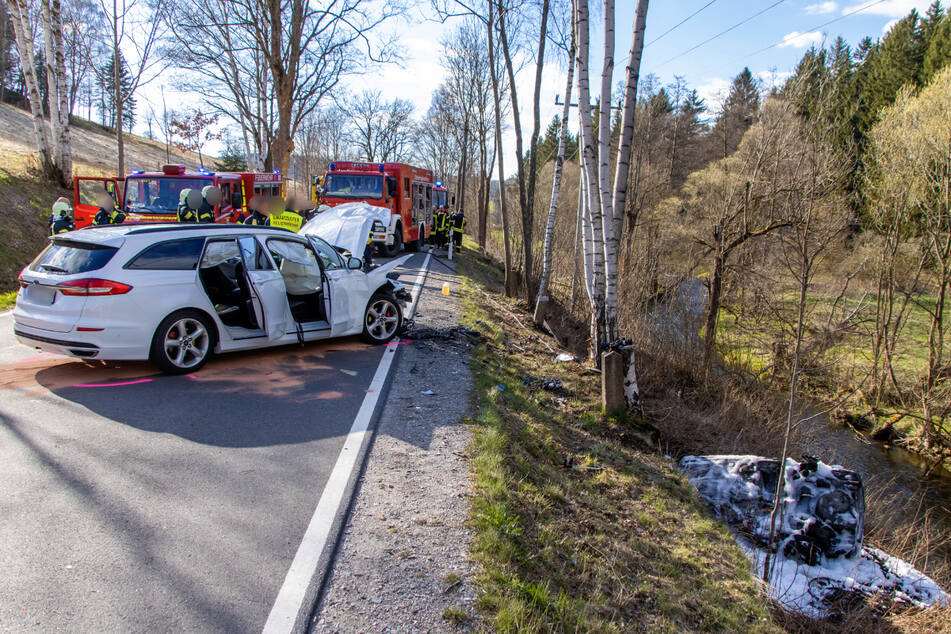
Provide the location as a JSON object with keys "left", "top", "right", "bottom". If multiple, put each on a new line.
{"left": 14, "top": 328, "right": 100, "bottom": 358}
{"left": 13, "top": 322, "right": 147, "bottom": 360}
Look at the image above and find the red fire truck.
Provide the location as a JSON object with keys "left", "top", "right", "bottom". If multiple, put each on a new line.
{"left": 433, "top": 180, "right": 451, "bottom": 209}
{"left": 72, "top": 164, "right": 285, "bottom": 228}
{"left": 318, "top": 161, "right": 433, "bottom": 256}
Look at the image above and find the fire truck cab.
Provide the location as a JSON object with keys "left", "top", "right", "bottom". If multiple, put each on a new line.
{"left": 72, "top": 165, "right": 284, "bottom": 228}
{"left": 318, "top": 161, "right": 433, "bottom": 256}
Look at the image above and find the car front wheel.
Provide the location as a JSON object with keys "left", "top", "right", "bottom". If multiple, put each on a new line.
{"left": 361, "top": 293, "right": 402, "bottom": 344}
{"left": 150, "top": 310, "right": 214, "bottom": 374}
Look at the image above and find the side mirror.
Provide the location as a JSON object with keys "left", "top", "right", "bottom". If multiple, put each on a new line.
{"left": 232, "top": 192, "right": 242, "bottom": 209}
{"left": 348, "top": 256, "right": 363, "bottom": 270}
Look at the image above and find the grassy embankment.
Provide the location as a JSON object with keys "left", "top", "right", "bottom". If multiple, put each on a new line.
{"left": 457, "top": 243, "right": 778, "bottom": 632}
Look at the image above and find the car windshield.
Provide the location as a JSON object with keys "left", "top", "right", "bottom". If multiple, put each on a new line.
{"left": 434, "top": 189, "right": 447, "bottom": 208}
{"left": 124, "top": 177, "right": 214, "bottom": 213}
{"left": 323, "top": 174, "right": 383, "bottom": 199}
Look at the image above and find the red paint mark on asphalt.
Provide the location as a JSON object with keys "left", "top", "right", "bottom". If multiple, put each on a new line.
{"left": 74, "top": 378, "right": 153, "bottom": 388}
{"left": 187, "top": 374, "right": 198, "bottom": 379}
{"left": 16, "top": 353, "right": 57, "bottom": 364}
{"left": 385, "top": 339, "right": 411, "bottom": 347}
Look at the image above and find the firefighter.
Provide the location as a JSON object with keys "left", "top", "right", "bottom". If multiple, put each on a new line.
{"left": 178, "top": 189, "right": 195, "bottom": 222}
{"left": 49, "top": 199, "right": 74, "bottom": 235}
{"left": 450, "top": 207, "right": 466, "bottom": 250}
{"left": 439, "top": 205, "right": 451, "bottom": 248}
{"left": 244, "top": 196, "right": 269, "bottom": 225}
{"left": 363, "top": 230, "right": 374, "bottom": 271}
{"left": 93, "top": 191, "right": 126, "bottom": 225}
{"left": 198, "top": 186, "right": 220, "bottom": 223}
{"left": 268, "top": 197, "right": 304, "bottom": 232}
{"left": 431, "top": 205, "right": 446, "bottom": 248}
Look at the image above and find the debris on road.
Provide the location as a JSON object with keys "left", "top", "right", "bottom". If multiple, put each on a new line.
{"left": 555, "top": 353, "right": 576, "bottom": 363}
{"left": 521, "top": 376, "right": 565, "bottom": 392}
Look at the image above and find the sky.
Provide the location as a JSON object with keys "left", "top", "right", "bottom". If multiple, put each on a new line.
{"left": 133, "top": 0, "right": 938, "bottom": 178}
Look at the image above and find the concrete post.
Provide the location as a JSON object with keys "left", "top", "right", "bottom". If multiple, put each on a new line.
{"left": 532, "top": 296, "right": 549, "bottom": 326}
{"left": 602, "top": 350, "right": 625, "bottom": 414}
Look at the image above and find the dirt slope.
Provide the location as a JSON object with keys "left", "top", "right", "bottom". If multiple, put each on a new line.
{"left": 0, "top": 103, "right": 203, "bottom": 290}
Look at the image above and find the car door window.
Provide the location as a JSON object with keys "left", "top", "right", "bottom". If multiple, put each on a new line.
{"left": 237, "top": 236, "right": 273, "bottom": 270}
{"left": 126, "top": 238, "right": 206, "bottom": 270}
{"left": 266, "top": 239, "right": 322, "bottom": 295}
{"left": 308, "top": 236, "right": 344, "bottom": 271}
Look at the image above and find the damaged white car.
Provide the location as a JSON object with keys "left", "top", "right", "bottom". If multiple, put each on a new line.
{"left": 13, "top": 223, "right": 411, "bottom": 373}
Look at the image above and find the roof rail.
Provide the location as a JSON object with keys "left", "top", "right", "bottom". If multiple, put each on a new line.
{"left": 125, "top": 224, "right": 295, "bottom": 236}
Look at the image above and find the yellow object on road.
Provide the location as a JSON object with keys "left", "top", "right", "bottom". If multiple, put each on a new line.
{"left": 442, "top": 282, "right": 451, "bottom": 296}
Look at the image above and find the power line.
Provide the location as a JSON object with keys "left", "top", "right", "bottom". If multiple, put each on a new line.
{"left": 654, "top": 0, "right": 788, "bottom": 68}
{"left": 742, "top": 0, "right": 889, "bottom": 59}
{"left": 645, "top": 0, "right": 721, "bottom": 47}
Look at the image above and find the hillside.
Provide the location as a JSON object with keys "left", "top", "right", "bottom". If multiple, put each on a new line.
{"left": 0, "top": 102, "right": 204, "bottom": 291}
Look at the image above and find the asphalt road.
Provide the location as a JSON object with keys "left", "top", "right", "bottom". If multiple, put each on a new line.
{"left": 0, "top": 251, "right": 428, "bottom": 632}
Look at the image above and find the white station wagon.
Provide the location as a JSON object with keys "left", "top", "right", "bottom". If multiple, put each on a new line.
{"left": 13, "top": 224, "right": 409, "bottom": 373}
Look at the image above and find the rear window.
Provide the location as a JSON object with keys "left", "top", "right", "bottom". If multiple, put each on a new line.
{"left": 30, "top": 240, "right": 118, "bottom": 275}
{"left": 126, "top": 238, "right": 206, "bottom": 270}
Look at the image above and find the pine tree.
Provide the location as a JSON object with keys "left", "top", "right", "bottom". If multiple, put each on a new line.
{"left": 924, "top": 7, "right": 951, "bottom": 79}
{"left": 99, "top": 51, "right": 135, "bottom": 131}
{"left": 712, "top": 67, "right": 760, "bottom": 158}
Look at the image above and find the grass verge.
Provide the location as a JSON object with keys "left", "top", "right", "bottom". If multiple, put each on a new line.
{"left": 0, "top": 290, "right": 15, "bottom": 311}
{"left": 458, "top": 247, "right": 778, "bottom": 632}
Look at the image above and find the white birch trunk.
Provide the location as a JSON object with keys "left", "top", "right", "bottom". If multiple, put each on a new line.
{"left": 534, "top": 21, "right": 577, "bottom": 308}
{"left": 41, "top": 0, "right": 63, "bottom": 173}
{"left": 8, "top": 0, "right": 53, "bottom": 172}
{"left": 51, "top": 0, "right": 72, "bottom": 181}
{"left": 599, "top": 0, "right": 618, "bottom": 341}
{"left": 575, "top": 0, "right": 605, "bottom": 352}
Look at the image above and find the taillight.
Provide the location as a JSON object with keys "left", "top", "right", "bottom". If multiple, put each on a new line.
{"left": 57, "top": 279, "right": 133, "bottom": 296}
{"left": 17, "top": 273, "right": 28, "bottom": 289}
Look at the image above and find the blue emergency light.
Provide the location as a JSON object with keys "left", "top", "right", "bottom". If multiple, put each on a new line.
{"left": 329, "top": 162, "right": 335, "bottom": 170}
{"left": 435, "top": 180, "right": 442, "bottom": 187}
{"left": 273, "top": 170, "right": 281, "bottom": 175}
{"left": 131, "top": 170, "right": 144, "bottom": 174}
{"left": 378, "top": 164, "right": 384, "bottom": 172}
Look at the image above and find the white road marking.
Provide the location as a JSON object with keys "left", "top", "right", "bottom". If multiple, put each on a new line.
{"left": 0, "top": 309, "right": 12, "bottom": 318}
{"left": 262, "top": 253, "right": 431, "bottom": 634}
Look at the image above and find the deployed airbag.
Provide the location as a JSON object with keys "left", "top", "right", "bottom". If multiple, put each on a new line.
{"left": 299, "top": 202, "right": 392, "bottom": 257}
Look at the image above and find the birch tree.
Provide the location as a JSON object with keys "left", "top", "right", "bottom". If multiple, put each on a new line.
{"left": 41, "top": 0, "right": 72, "bottom": 184}
{"left": 534, "top": 8, "right": 575, "bottom": 322}
{"left": 6, "top": 0, "right": 54, "bottom": 176}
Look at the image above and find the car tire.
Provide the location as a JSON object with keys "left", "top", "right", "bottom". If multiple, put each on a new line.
{"left": 382, "top": 226, "right": 402, "bottom": 257}
{"left": 149, "top": 310, "right": 215, "bottom": 374}
{"left": 360, "top": 293, "right": 403, "bottom": 345}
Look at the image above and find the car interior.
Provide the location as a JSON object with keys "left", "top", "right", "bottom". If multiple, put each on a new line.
{"left": 199, "top": 240, "right": 260, "bottom": 329}
{"left": 265, "top": 239, "right": 328, "bottom": 326}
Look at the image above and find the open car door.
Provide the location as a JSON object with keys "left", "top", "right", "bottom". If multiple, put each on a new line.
{"left": 73, "top": 177, "right": 120, "bottom": 228}
{"left": 236, "top": 236, "right": 289, "bottom": 341}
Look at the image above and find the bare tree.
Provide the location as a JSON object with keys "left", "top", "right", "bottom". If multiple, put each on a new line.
{"left": 163, "top": 0, "right": 400, "bottom": 175}
{"left": 89, "top": 0, "right": 164, "bottom": 176}
{"left": 338, "top": 89, "right": 416, "bottom": 163}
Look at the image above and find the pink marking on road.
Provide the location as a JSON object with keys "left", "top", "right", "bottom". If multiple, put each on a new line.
{"left": 385, "top": 339, "right": 412, "bottom": 347}
{"left": 74, "top": 378, "right": 153, "bottom": 388}
{"left": 16, "top": 353, "right": 57, "bottom": 364}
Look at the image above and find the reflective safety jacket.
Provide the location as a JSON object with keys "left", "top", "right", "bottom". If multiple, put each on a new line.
{"left": 197, "top": 202, "right": 215, "bottom": 223}
{"left": 268, "top": 210, "right": 304, "bottom": 232}
{"left": 50, "top": 217, "right": 74, "bottom": 235}
{"left": 93, "top": 206, "right": 126, "bottom": 226}
{"left": 244, "top": 211, "right": 268, "bottom": 226}
{"left": 434, "top": 211, "right": 448, "bottom": 233}
{"left": 451, "top": 213, "right": 466, "bottom": 233}
{"left": 178, "top": 204, "right": 198, "bottom": 223}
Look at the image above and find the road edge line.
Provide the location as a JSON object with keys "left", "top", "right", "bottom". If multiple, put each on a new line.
{"left": 262, "top": 252, "right": 431, "bottom": 634}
